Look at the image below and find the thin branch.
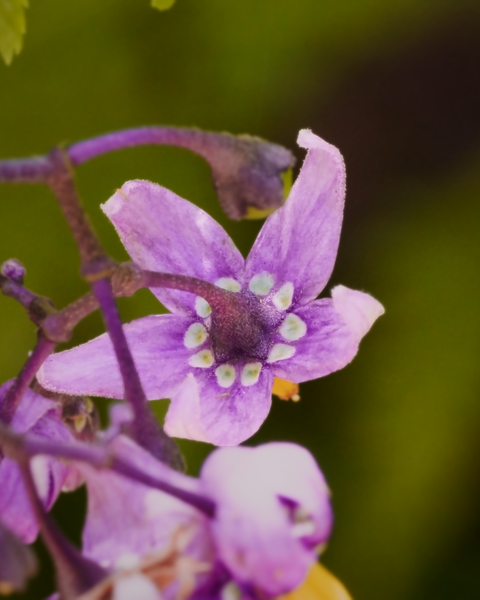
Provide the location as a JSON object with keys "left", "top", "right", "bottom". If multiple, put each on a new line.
{"left": 17, "top": 458, "right": 106, "bottom": 599}
{"left": 0, "top": 424, "right": 214, "bottom": 517}
{"left": 91, "top": 278, "right": 185, "bottom": 471}
{"left": 0, "top": 333, "right": 55, "bottom": 425}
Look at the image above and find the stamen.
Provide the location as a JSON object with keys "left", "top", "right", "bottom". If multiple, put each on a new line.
{"left": 221, "top": 582, "right": 243, "bottom": 600}
{"left": 184, "top": 323, "right": 208, "bottom": 348}
{"left": 291, "top": 506, "right": 316, "bottom": 538}
{"left": 115, "top": 553, "right": 141, "bottom": 570}
{"left": 188, "top": 350, "right": 214, "bottom": 368}
{"left": 279, "top": 313, "right": 307, "bottom": 341}
{"left": 267, "top": 344, "right": 296, "bottom": 363}
{"left": 215, "top": 364, "right": 236, "bottom": 388}
{"left": 195, "top": 297, "right": 212, "bottom": 318}
{"left": 241, "top": 362, "right": 262, "bottom": 386}
{"left": 272, "top": 282, "right": 294, "bottom": 310}
{"left": 215, "top": 277, "right": 241, "bottom": 292}
{"left": 249, "top": 272, "right": 274, "bottom": 296}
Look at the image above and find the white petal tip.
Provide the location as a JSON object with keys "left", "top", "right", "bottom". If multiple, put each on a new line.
{"left": 297, "top": 129, "right": 341, "bottom": 156}
{"left": 332, "top": 285, "right": 384, "bottom": 340}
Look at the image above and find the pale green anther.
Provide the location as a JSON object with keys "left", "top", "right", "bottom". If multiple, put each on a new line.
{"left": 215, "top": 364, "right": 236, "bottom": 388}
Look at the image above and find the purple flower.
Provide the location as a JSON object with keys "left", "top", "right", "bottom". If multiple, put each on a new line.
{"left": 200, "top": 442, "right": 332, "bottom": 598}
{"left": 66, "top": 436, "right": 330, "bottom": 599}
{"left": 0, "top": 381, "right": 74, "bottom": 542}
{"left": 38, "top": 129, "right": 384, "bottom": 446}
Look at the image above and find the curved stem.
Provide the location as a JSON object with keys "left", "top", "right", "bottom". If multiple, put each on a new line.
{"left": 141, "top": 270, "right": 237, "bottom": 311}
{"left": 0, "top": 333, "right": 55, "bottom": 425}
{"left": 67, "top": 127, "right": 223, "bottom": 166}
{"left": 91, "top": 278, "right": 185, "bottom": 471}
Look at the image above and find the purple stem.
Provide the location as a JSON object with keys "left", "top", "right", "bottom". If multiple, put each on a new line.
{"left": 0, "top": 333, "right": 55, "bottom": 425}
{"left": 0, "top": 155, "right": 52, "bottom": 183}
{"left": 91, "top": 277, "right": 184, "bottom": 471}
{"left": 18, "top": 458, "right": 106, "bottom": 598}
{"left": 15, "top": 432, "right": 215, "bottom": 517}
{"left": 68, "top": 127, "right": 222, "bottom": 167}
{"left": 142, "top": 270, "right": 237, "bottom": 311}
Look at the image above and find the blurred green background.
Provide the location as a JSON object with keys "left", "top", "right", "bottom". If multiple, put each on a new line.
{"left": 1, "top": 0, "right": 480, "bottom": 598}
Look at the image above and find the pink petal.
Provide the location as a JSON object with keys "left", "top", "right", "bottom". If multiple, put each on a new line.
{"left": 245, "top": 130, "right": 346, "bottom": 305}
{"left": 102, "top": 180, "right": 244, "bottom": 315}
{"left": 38, "top": 315, "right": 193, "bottom": 400}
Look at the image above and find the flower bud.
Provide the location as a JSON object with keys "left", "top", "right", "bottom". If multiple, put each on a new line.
{"left": 1, "top": 258, "right": 26, "bottom": 284}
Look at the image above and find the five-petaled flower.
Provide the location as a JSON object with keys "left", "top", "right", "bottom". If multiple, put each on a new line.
{"left": 38, "top": 129, "right": 384, "bottom": 446}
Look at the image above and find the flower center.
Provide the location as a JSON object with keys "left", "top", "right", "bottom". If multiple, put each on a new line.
{"left": 209, "top": 289, "right": 283, "bottom": 363}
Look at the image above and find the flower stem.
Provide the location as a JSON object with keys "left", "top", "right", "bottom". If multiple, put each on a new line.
{"left": 17, "top": 457, "right": 106, "bottom": 598}
{"left": 91, "top": 278, "right": 185, "bottom": 471}
{"left": 67, "top": 126, "right": 226, "bottom": 166}
{"left": 0, "top": 333, "right": 55, "bottom": 425}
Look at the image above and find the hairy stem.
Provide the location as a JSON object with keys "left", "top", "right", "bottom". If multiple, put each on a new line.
{"left": 17, "top": 458, "right": 106, "bottom": 599}
{"left": 0, "top": 333, "right": 55, "bottom": 425}
{"left": 92, "top": 278, "right": 184, "bottom": 470}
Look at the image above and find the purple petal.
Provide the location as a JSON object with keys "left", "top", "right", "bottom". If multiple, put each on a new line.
{"left": 0, "top": 381, "right": 60, "bottom": 434}
{"left": 165, "top": 368, "right": 273, "bottom": 446}
{"left": 200, "top": 443, "right": 332, "bottom": 597}
{"left": 245, "top": 130, "right": 346, "bottom": 304}
{"left": 0, "top": 386, "right": 73, "bottom": 543}
{"left": 331, "top": 284, "right": 385, "bottom": 340}
{"left": 38, "top": 315, "right": 193, "bottom": 400}
{"left": 102, "top": 180, "right": 244, "bottom": 315}
{"left": 79, "top": 436, "right": 211, "bottom": 568}
{"left": 271, "top": 289, "right": 383, "bottom": 383}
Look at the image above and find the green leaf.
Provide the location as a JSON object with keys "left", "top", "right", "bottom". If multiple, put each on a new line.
{"left": 0, "top": 0, "right": 28, "bottom": 65}
{"left": 151, "top": 0, "right": 176, "bottom": 11}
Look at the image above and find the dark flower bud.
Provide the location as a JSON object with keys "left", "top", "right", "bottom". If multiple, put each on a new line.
{"left": 197, "top": 131, "right": 296, "bottom": 220}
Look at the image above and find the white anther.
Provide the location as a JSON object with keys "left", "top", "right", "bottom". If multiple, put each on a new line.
{"left": 112, "top": 573, "right": 160, "bottom": 600}
{"left": 115, "top": 553, "right": 141, "bottom": 571}
{"left": 272, "top": 282, "right": 294, "bottom": 310}
{"left": 215, "top": 277, "right": 241, "bottom": 292}
{"left": 188, "top": 350, "right": 214, "bottom": 368}
{"left": 279, "top": 313, "right": 307, "bottom": 341}
{"left": 215, "top": 364, "right": 236, "bottom": 388}
{"left": 249, "top": 272, "right": 274, "bottom": 295}
{"left": 267, "top": 344, "right": 296, "bottom": 363}
{"left": 31, "top": 455, "right": 51, "bottom": 504}
{"left": 184, "top": 322, "right": 208, "bottom": 348}
{"left": 241, "top": 362, "right": 262, "bottom": 386}
{"left": 291, "top": 520, "right": 316, "bottom": 538}
{"left": 291, "top": 506, "right": 316, "bottom": 538}
{"left": 195, "top": 297, "right": 212, "bottom": 318}
{"left": 221, "top": 582, "right": 242, "bottom": 600}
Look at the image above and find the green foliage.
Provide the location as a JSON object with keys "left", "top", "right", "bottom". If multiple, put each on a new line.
{"left": 151, "top": 0, "right": 176, "bottom": 11}
{"left": 0, "top": 0, "right": 28, "bottom": 65}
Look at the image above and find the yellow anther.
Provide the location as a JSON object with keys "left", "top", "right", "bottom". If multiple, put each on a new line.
{"left": 271, "top": 378, "right": 300, "bottom": 402}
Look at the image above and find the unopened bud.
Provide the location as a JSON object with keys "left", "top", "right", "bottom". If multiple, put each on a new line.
{"left": 1, "top": 259, "right": 26, "bottom": 284}
{"left": 198, "top": 132, "right": 296, "bottom": 220}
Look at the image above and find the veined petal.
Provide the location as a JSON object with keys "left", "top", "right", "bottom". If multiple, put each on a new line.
{"left": 200, "top": 443, "right": 332, "bottom": 597}
{"left": 79, "top": 436, "right": 210, "bottom": 568}
{"left": 271, "top": 297, "right": 374, "bottom": 383}
{"left": 331, "top": 284, "right": 385, "bottom": 341}
{"left": 38, "top": 315, "right": 193, "bottom": 400}
{"left": 245, "top": 130, "right": 346, "bottom": 305}
{"left": 165, "top": 368, "right": 274, "bottom": 446}
{"left": 102, "top": 180, "right": 244, "bottom": 315}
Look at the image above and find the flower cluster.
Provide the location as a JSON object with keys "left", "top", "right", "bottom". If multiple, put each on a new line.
{"left": 0, "top": 126, "right": 382, "bottom": 599}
